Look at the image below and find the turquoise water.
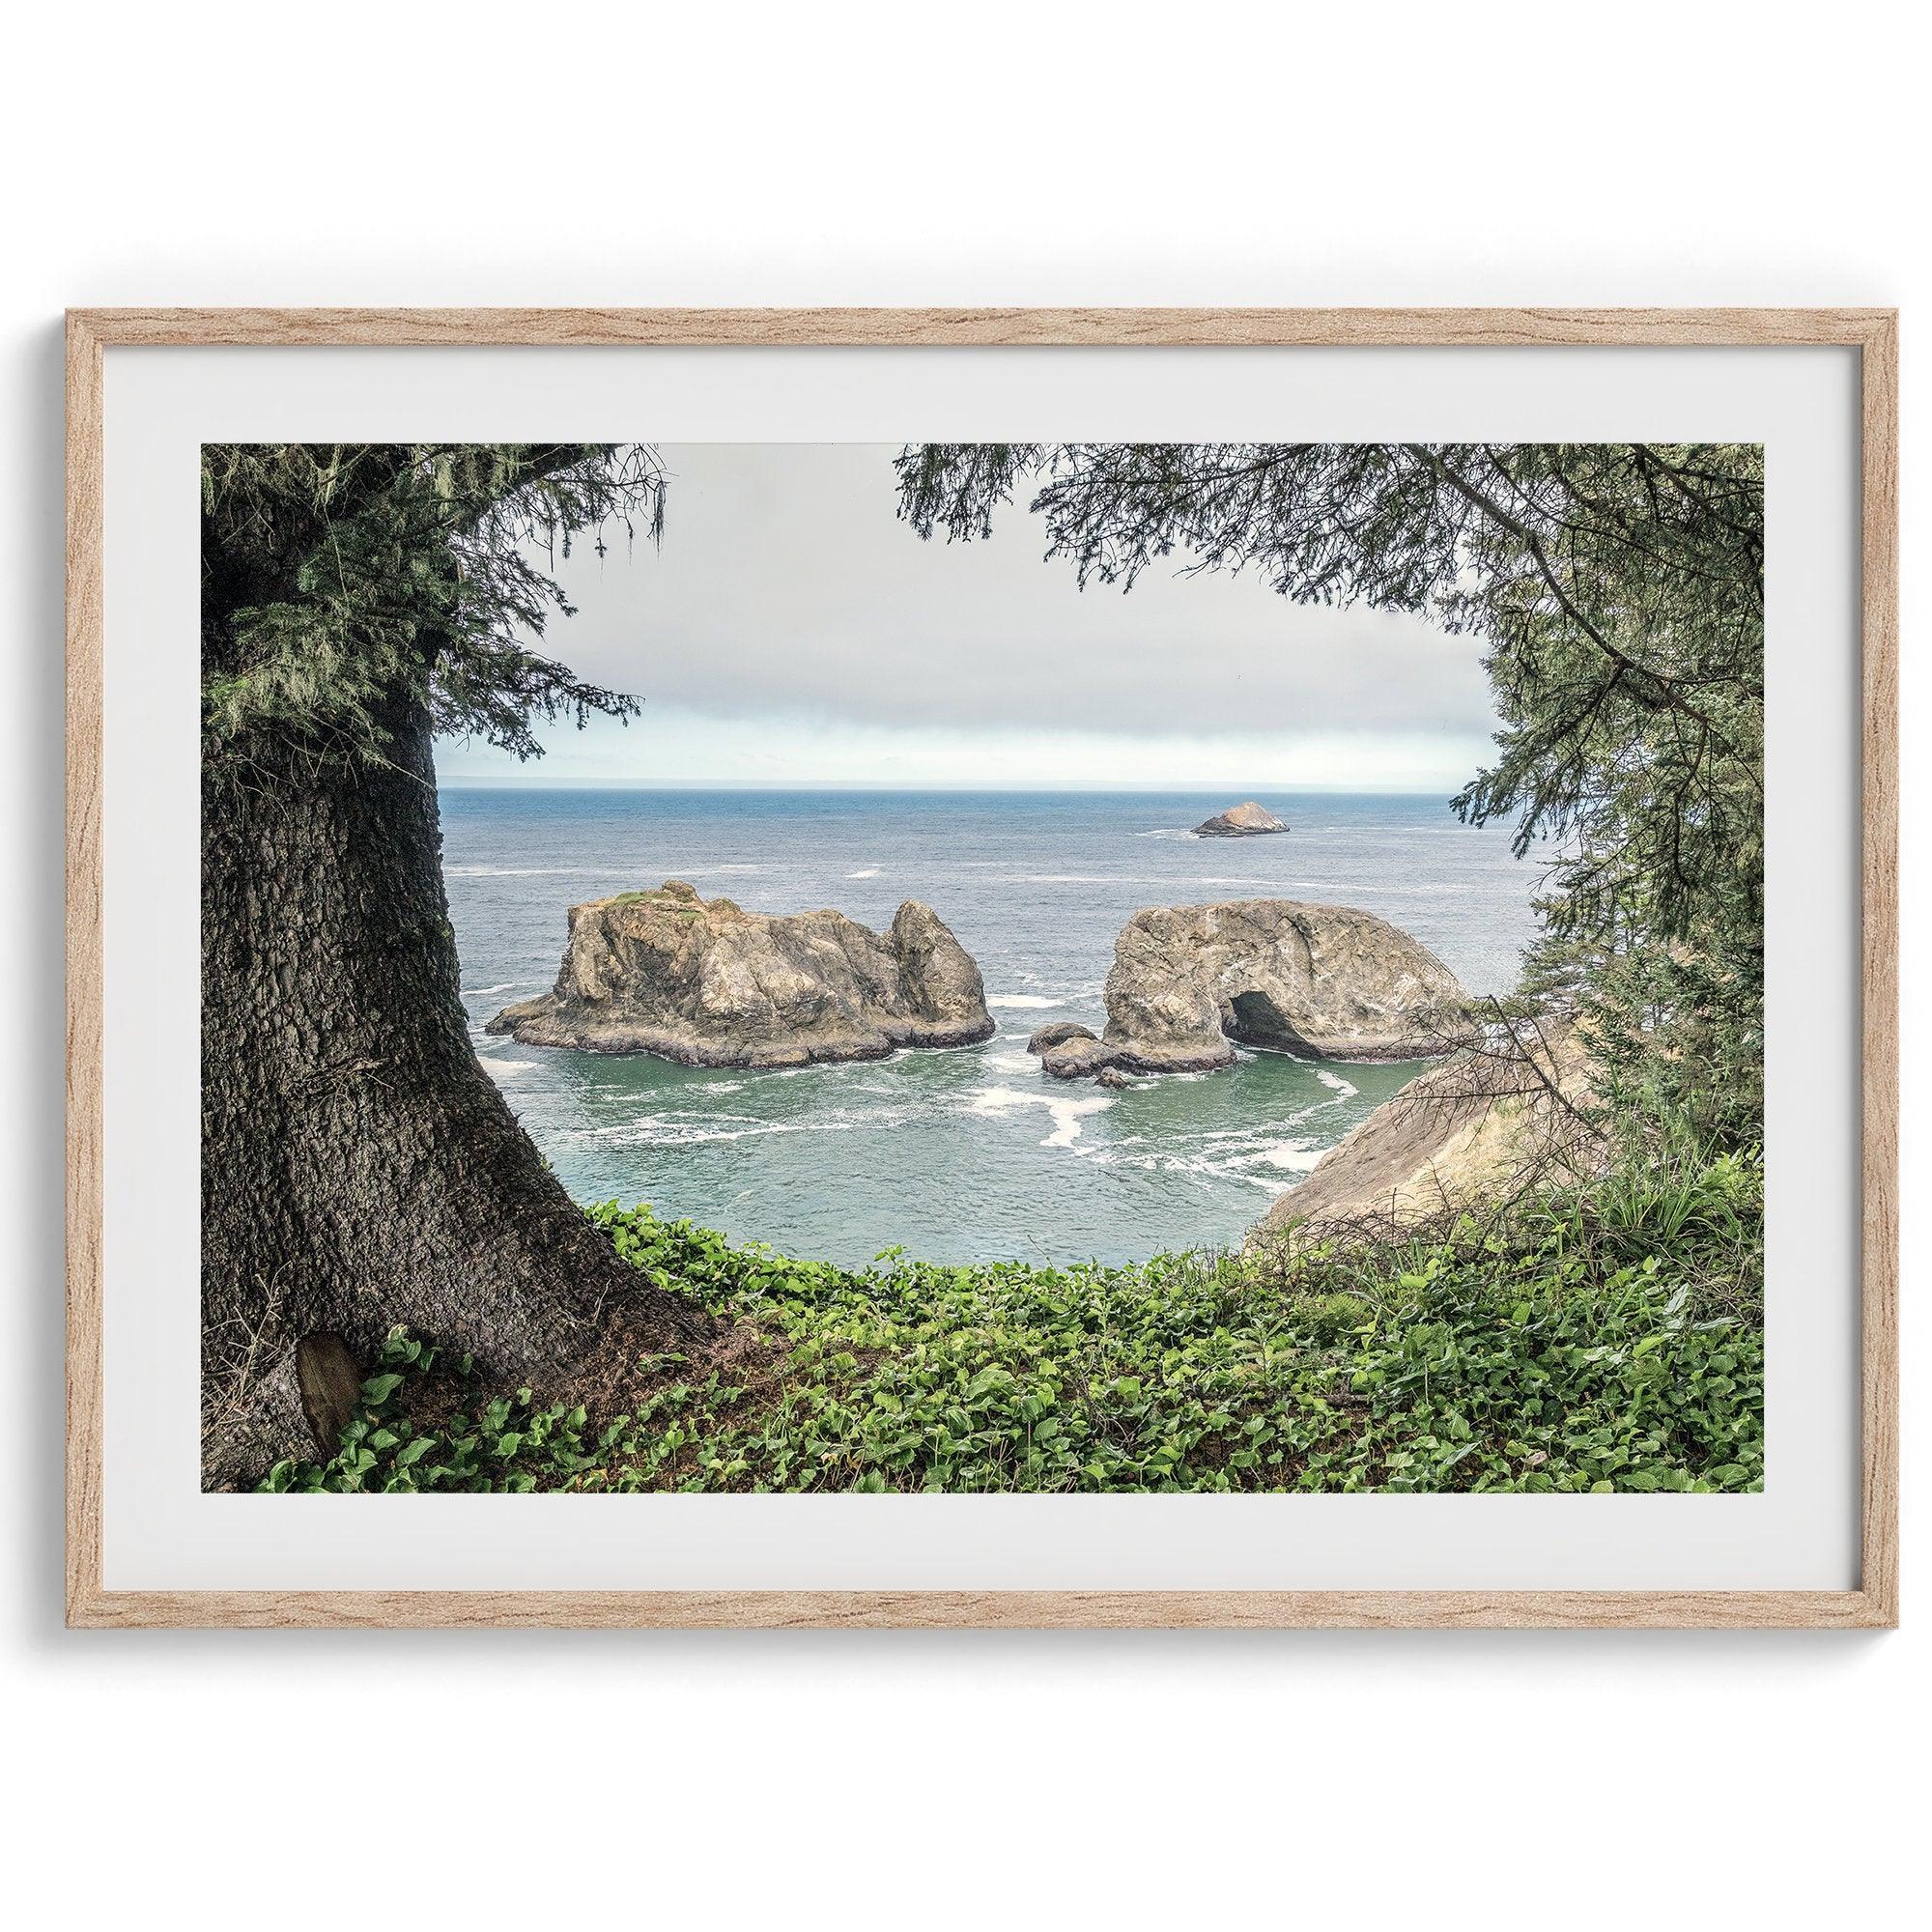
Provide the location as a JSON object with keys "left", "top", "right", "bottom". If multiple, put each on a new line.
{"left": 440, "top": 789, "right": 1545, "bottom": 1266}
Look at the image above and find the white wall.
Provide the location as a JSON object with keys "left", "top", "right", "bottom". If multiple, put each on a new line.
{"left": 2, "top": 3, "right": 1920, "bottom": 1923}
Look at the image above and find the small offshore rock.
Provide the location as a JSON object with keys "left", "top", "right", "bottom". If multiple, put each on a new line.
{"left": 1026, "top": 1020, "right": 1097, "bottom": 1055}
{"left": 1094, "top": 1065, "right": 1132, "bottom": 1090}
{"left": 1040, "top": 1035, "right": 1125, "bottom": 1081}
{"left": 1193, "top": 800, "right": 1289, "bottom": 838}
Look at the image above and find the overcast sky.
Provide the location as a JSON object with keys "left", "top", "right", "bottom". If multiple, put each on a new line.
{"left": 436, "top": 443, "right": 1499, "bottom": 791}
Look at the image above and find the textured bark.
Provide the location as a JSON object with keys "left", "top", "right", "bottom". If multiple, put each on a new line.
{"left": 201, "top": 697, "right": 708, "bottom": 1487}
{"left": 295, "top": 1335, "right": 363, "bottom": 1454}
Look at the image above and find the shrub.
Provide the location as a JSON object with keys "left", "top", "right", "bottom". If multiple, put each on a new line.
{"left": 263, "top": 1149, "right": 1762, "bottom": 1497}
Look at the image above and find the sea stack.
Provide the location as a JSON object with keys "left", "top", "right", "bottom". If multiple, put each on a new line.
{"left": 1014, "top": 898, "right": 1468, "bottom": 1083}
{"left": 1099, "top": 899, "right": 1467, "bottom": 1069}
{"left": 1193, "top": 801, "right": 1289, "bottom": 838}
{"left": 488, "top": 881, "right": 994, "bottom": 1067}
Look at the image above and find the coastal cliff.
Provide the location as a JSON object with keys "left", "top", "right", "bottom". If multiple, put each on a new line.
{"left": 488, "top": 881, "right": 993, "bottom": 1066}
{"left": 1253, "top": 1024, "right": 1602, "bottom": 1239}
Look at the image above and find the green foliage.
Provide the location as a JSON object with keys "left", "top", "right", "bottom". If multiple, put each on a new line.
{"left": 267, "top": 1151, "right": 1762, "bottom": 1496}
{"left": 261, "top": 1332, "right": 601, "bottom": 1494}
{"left": 201, "top": 442, "right": 665, "bottom": 773}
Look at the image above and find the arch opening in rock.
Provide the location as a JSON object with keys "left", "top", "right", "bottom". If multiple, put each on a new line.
{"left": 1223, "top": 988, "right": 1320, "bottom": 1059}
{"left": 1101, "top": 898, "right": 1469, "bottom": 1072}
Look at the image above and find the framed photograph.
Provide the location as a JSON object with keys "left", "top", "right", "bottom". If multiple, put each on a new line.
{"left": 66, "top": 308, "right": 1896, "bottom": 1629}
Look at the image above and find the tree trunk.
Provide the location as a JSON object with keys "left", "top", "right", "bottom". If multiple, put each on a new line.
{"left": 200, "top": 696, "right": 708, "bottom": 1487}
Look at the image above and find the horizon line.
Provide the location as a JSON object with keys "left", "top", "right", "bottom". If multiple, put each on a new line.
{"left": 435, "top": 778, "right": 1463, "bottom": 797}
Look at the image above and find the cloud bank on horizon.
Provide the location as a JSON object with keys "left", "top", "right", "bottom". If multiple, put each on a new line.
{"left": 437, "top": 443, "right": 1499, "bottom": 791}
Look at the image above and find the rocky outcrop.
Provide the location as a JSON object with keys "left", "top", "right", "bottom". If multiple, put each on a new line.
{"left": 488, "top": 881, "right": 994, "bottom": 1067}
{"left": 1194, "top": 800, "right": 1289, "bottom": 837}
{"left": 1253, "top": 1024, "right": 1602, "bottom": 1240}
{"left": 1024, "top": 1020, "right": 1129, "bottom": 1081}
{"left": 1026, "top": 1020, "right": 1096, "bottom": 1055}
{"left": 1100, "top": 899, "right": 1466, "bottom": 1072}
{"left": 1039, "top": 1035, "right": 1122, "bottom": 1081}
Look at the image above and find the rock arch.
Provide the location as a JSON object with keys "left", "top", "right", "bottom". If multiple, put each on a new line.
{"left": 1100, "top": 899, "right": 1466, "bottom": 1072}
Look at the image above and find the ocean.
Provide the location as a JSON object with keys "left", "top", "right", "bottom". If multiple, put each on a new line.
{"left": 440, "top": 788, "right": 1546, "bottom": 1266}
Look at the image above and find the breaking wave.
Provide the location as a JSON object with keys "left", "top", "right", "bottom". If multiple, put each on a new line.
{"left": 965, "top": 1085, "right": 1113, "bottom": 1150}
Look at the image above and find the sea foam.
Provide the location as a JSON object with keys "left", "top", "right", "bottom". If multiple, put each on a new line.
{"left": 966, "top": 1085, "right": 1113, "bottom": 1150}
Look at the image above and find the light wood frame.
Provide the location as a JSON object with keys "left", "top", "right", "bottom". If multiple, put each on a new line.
{"left": 65, "top": 307, "right": 1899, "bottom": 1630}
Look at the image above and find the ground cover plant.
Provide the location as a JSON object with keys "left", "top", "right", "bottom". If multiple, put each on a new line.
{"left": 265, "top": 1145, "right": 1761, "bottom": 1497}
